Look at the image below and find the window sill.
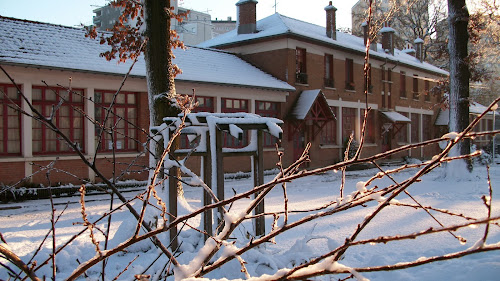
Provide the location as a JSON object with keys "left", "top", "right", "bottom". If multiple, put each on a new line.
{"left": 320, "top": 144, "right": 341, "bottom": 149}
{"left": 400, "top": 97, "right": 407, "bottom": 100}
{"left": 324, "top": 87, "right": 337, "bottom": 91}
{"left": 363, "top": 143, "right": 377, "bottom": 147}
{"left": 345, "top": 89, "right": 356, "bottom": 93}
{"left": 397, "top": 142, "right": 409, "bottom": 146}
{"left": 295, "top": 83, "right": 309, "bottom": 86}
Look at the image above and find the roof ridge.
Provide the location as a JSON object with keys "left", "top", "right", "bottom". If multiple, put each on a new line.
{"left": 0, "top": 15, "right": 85, "bottom": 31}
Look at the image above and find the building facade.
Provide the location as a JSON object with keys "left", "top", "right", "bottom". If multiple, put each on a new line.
{"left": 0, "top": 16, "right": 293, "bottom": 186}
{"left": 199, "top": 0, "right": 449, "bottom": 168}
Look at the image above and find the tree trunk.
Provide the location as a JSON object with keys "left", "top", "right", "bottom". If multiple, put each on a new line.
{"left": 143, "top": 0, "right": 181, "bottom": 168}
{"left": 448, "top": 0, "right": 471, "bottom": 170}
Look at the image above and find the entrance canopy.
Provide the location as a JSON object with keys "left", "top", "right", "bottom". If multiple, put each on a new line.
{"left": 380, "top": 111, "right": 411, "bottom": 123}
{"left": 287, "top": 89, "right": 336, "bottom": 141}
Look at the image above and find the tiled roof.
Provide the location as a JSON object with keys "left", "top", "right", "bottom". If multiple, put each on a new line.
{"left": 199, "top": 13, "right": 448, "bottom": 76}
{"left": 0, "top": 16, "right": 295, "bottom": 92}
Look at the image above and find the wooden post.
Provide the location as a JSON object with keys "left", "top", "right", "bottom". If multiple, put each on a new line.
{"left": 254, "top": 129, "right": 265, "bottom": 237}
{"left": 168, "top": 137, "right": 179, "bottom": 250}
{"left": 203, "top": 130, "right": 213, "bottom": 239}
{"left": 215, "top": 128, "right": 225, "bottom": 233}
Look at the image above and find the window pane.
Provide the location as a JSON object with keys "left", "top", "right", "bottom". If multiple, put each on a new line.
{"left": 32, "top": 88, "right": 42, "bottom": 101}
{"left": 7, "top": 87, "right": 19, "bottom": 100}
{"left": 116, "top": 93, "right": 125, "bottom": 104}
{"left": 72, "top": 90, "right": 83, "bottom": 103}
{"left": 127, "top": 93, "right": 135, "bottom": 104}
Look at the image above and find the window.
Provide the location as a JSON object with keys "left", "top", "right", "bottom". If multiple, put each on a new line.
{"left": 422, "top": 115, "right": 432, "bottom": 140}
{"left": 321, "top": 107, "right": 337, "bottom": 145}
{"left": 387, "top": 69, "right": 393, "bottom": 108}
{"left": 222, "top": 98, "right": 249, "bottom": 147}
{"left": 295, "top": 48, "right": 307, "bottom": 84}
{"left": 397, "top": 112, "right": 408, "bottom": 143}
{"left": 381, "top": 66, "right": 386, "bottom": 108}
{"left": 324, "top": 54, "right": 334, "bottom": 88}
{"left": 424, "top": 79, "right": 430, "bottom": 101}
{"left": 193, "top": 96, "right": 214, "bottom": 113}
{"left": 94, "top": 90, "right": 138, "bottom": 152}
{"left": 32, "top": 86, "right": 84, "bottom": 154}
{"left": 180, "top": 96, "right": 214, "bottom": 149}
{"left": 256, "top": 101, "right": 280, "bottom": 147}
{"left": 413, "top": 75, "right": 419, "bottom": 100}
{"left": 0, "top": 84, "right": 22, "bottom": 155}
{"left": 400, "top": 71, "right": 406, "bottom": 98}
{"left": 411, "top": 114, "right": 420, "bottom": 143}
{"left": 365, "top": 63, "right": 372, "bottom": 93}
{"left": 342, "top": 107, "right": 356, "bottom": 142}
{"left": 360, "top": 109, "right": 375, "bottom": 143}
{"left": 345, "top": 59, "right": 354, "bottom": 90}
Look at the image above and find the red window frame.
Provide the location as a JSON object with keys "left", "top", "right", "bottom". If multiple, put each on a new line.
{"left": 180, "top": 96, "right": 214, "bottom": 149}
{"left": 32, "top": 86, "right": 85, "bottom": 154}
{"left": 400, "top": 71, "right": 407, "bottom": 98}
{"left": 360, "top": 109, "right": 375, "bottom": 144}
{"left": 321, "top": 106, "right": 337, "bottom": 145}
{"left": 193, "top": 96, "right": 214, "bottom": 113}
{"left": 256, "top": 101, "right": 280, "bottom": 148}
{"left": 0, "top": 84, "right": 22, "bottom": 156}
{"left": 94, "top": 90, "right": 138, "bottom": 152}
{"left": 222, "top": 98, "right": 249, "bottom": 148}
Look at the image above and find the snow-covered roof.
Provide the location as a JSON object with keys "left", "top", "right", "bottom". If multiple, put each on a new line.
{"left": 198, "top": 13, "right": 448, "bottom": 76}
{"left": 435, "top": 101, "right": 495, "bottom": 126}
{"left": 381, "top": 111, "right": 411, "bottom": 123}
{"left": 289, "top": 89, "right": 335, "bottom": 120}
{"left": 0, "top": 16, "right": 295, "bottom": 92}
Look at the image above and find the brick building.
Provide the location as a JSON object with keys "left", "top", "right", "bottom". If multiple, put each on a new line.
{"left": 0, "top": 16, "right": 294, "bottom": 186}
{"left": 199, "top": 0, "right": 449, "bottom": 168}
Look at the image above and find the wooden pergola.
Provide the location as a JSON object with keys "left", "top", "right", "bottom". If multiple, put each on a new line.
{"left": 154, "top": 113, "right": 283, "bottom": 248}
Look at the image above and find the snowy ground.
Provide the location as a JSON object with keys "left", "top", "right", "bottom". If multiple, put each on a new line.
{"left": 1, "top": 163, "right": 499, "bottom": 280}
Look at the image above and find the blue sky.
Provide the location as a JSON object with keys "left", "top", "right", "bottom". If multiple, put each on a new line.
{"left": 0, "top": 0, "right": 358, "bottom": 29}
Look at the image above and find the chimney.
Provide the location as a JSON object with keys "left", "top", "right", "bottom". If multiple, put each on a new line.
{"left": 236, "top": 0, "right": 258, "bottom": 34}
{"left": 414, "top": 37, "right": 424, "bottom": 62}
{"left": 380, "top": 22, "right": 395, "bottom": 55}
{"left": 325, "top": 1, "right": 337, "bottom": 40}
{"left": 362, "top": 21, "right": 377, "bottom": 51}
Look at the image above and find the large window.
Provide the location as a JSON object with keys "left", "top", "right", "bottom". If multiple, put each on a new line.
{"left": 411, "top": 113, "right": 420, "bottom": 143}
{"left": 360, "top": 109, "right": 375, "bottom": 143}
{"left": 345, "top": 59, "right": 354, "bottom": 90}
{"left": 342, "top": 107, "right": 356, "bottom": 142}
{"left": 94, "top": 90, "right": 138, "bottom": 152}
{"left": 400, "top": 71, "right": 407, "bottom": 98}
{"left": 321, "top": 107, "right": 337, "bottom": 145}
{"left": 397, "top": 112, "right": 408, "bottom": 143}
{"left": 324, "top": 54, "right": 334, "bottom": 88}
{"left": 32, "top": 86, "right": 84, "bottom": 154}
{"left": 256, "top": 101, "right": 280, "bottom": 148}
{"left": 222, "top": 98, "right": 249, "bottom": 147}
{"left": 422, "top": 115, "right": 432, "bottom": 140}
{"left": 296, "top": 48, "right": 307, "bottom": 84}
{"left": 0, "top": 84, "right": 22, "bottom": 156}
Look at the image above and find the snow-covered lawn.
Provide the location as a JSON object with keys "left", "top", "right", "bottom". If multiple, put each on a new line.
{"left": 1, "top": 163, "right": 499, "bottom": 280}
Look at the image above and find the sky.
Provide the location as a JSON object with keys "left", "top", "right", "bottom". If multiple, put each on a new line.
{"left": 0, "top": 0, "right": 359, "bottom": 29}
